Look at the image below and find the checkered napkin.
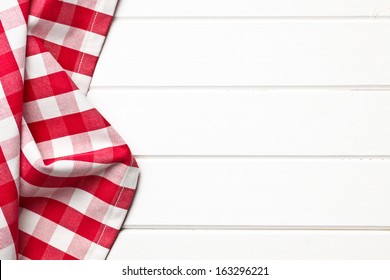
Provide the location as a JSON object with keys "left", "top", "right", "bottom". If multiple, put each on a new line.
{"left": 0, "top": 0, "right": 139, "bottom": 259}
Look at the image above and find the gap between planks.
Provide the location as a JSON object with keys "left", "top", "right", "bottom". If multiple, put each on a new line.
{"left": 89, "top": 85, "right": 390, "bottom": 91}
{"left": 132, "top": 155, "right": 390, "bottom": 161}
{"left": 121, "top": 225, "right": 390, "bottom": 231}
{"left": 113, "top": 16, "right": 390, "bottom": 20}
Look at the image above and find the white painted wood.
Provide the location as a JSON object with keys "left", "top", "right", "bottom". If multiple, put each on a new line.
{"left": 108, "top": 230, "right": 390, "bottom": 259}
{"left": 116, "top": 0, "right": 390, "bottom": 17}
{"left": 92, "top": 19, "right": 390, "bottom": 87}
{"left": 101, "top": 3, "right": 390, "bottom": 259}
{"left": 89, "top": 89, "right": 390, "bottom": 156}
{"left": 121, "top": 158, "right": 390, "bottom": 227}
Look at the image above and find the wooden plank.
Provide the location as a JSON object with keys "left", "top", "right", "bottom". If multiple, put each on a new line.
{"left": 108, "top": 229, "right": 390, "bottom": 259}
{"left": 116, "top": 0, "right": 390, "bottom": 17}
{"left": 121, "top": 158, "right": 390, "bottom": 227}
{"left": 92, "top": 19, "right": 390, "bottom": 87}
{"left": 89, "top": 89, "right": 390, "bottom": 156}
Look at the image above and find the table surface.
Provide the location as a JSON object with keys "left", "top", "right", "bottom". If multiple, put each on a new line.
{"left": 88, "top": 0, "right": 390, "bottom": 259}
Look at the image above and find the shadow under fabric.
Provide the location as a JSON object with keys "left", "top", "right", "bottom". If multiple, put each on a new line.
{"left": 0, "top": 0, "right": 139, "bottom": 259}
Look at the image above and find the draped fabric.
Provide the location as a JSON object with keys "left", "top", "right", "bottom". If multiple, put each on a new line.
{"left": 0, "top": 0, "right": 138, "bottom": 259}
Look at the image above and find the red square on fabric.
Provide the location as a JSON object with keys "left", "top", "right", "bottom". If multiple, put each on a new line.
{"left": 56, "top": 2, "right": 76, "bottom": 25}
{"left": 76, "top": 53, "right": 98, "bottom": 76}
{"left": 96, "top": 226, "right": 117, "bottom": 248}
{"left": 71, "top": 6, "right": 95, "bottom": 31}
{"left": 91, "top": 13, "right": 112, "bottom": 36}
{"left": 48, "top": 71, "right": 77, "bottom": 93}
{"left": 2, "top": 70, "right": 24, "bottom": 96}
{"left": 0, "top": 199, "right": 18, "bottom": 234}
{"left": 40, "top": 40, "right": 62, "bottom": 60}
{"left": 0, "top": 33, "right": 11, "bottom": 56}
{"left": 41, "top": 199, "right": 67, "bottom": 224}
{"left": 57, "top": 46, "right": 80, "bottom": 71}
{"left": 115, "top": 188, "right": 135, "bottom": 209}
{"left": 0, "top": 180, "right": 18, "bottom": 205}
{"left": 82, "top": 109, "right": 110, "bottom": 131}
{"left": 19, "top": 232, "right": 48, "bottom": 259}
{"left": 59, "top": 206, "right": 83, "bottom": 232}
{"left": 94, "top": 179, "right": 119, "bottom": 205}
{"left": 24, "top": 76, "right": 54, "bottom": 102}
{"left": 20, "top": 197, "right": 49, "bottom": 218}
{"left": 27, "top": 120, "right": 51, "bottom": 143}
{"left": 41, "top": 246, "right": 67, "bottom": 260}
{"left": 76, "top": 215, "right": 102, "bottom": 242}
{"left": 31, "top": 0, "right": 62, "bottom": 21}
{"left": 17, "top": 0, "right": 30, "bottom": 23}
{"left": 6, "top": 91, "right": 23, "bottom": 116}
{"left": 0, "top": 52, "right": 19, "bottom": 77}
{"left": 63, "top": 112, "right": 87, "bottom": 135}
{"left": 26, "top": 36, "right": 47, "bottom": 56}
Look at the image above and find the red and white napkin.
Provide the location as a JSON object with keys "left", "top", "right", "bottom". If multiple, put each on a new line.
{"left": 0, "top": 0, "right": 138, "bottom": 259}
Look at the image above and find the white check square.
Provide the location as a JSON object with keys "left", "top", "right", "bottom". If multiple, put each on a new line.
{"left": 19, "top": 209, "right": 41, "bottom": 235}
{"left": 89, "top": 128, "right": 112, "bottom": 151}
{"left": 68, "top": 189, "right": 94, "bottom": 214}
{"left": 51, "top": 136, "right": 74, "bottom": 158}
{"left": 0, "top": 116, "right": 19, "bottom": 142}
{"left": 36, "top": 96, "right": 62, "bottom": 120}
{"left": 49, "top": 226, "right": 74, "bottom": 252}
{"left": 26, "top": 54, "right": 47, "bottom": 79}
{"left": 45, "top": 23, "right": 71, "bottom": 46}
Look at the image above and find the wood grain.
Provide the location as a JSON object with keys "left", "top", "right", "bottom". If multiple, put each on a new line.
{"left": 96, "top": 3, "right": 390, "bottom": 260}
{"left": 92, "top": 19, "right": 390, "bottom": 87}
{"left": 115, "top": 0, "right": 390, "bottom": 17}
{"left": 108, "top": 229, "right": 390, "bottom": 259}
{"left": 120, "top": 157, "right": 390, "bottom": 227}
{"left": 89, "top": 88, "right": 390, "bottom": 156}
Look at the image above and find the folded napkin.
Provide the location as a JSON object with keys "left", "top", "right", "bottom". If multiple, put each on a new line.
{"left": 0, "top": 0, "right": 139, "bottom": 259}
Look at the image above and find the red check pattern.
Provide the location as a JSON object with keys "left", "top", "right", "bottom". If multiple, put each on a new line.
{"left": 0, "top": 0, "right": 139, "bottom": 259}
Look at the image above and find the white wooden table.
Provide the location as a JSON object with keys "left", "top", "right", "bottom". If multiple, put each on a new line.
{"left": 89, "top": 0, "right": 390, "bottom": 259}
